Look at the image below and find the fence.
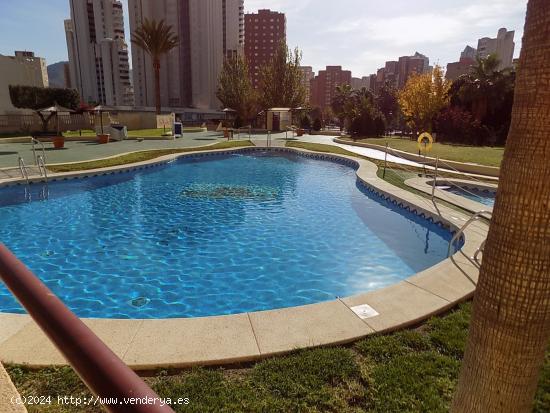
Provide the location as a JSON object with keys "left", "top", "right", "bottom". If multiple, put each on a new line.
{"left": 0, "top": 114, "right": 94, "bottom": 135}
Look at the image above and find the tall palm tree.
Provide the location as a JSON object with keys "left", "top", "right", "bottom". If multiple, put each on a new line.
{"left": 331, "top": 84, "right": 356, "bottom": 131}
{"left": 131, "top": 18, "right": 178, "bottom": 114}
{"left": 451, "top": 1, "right": 550, "bottom": 411}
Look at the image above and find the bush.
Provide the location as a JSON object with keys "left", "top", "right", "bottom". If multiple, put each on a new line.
{"left": 434, "top": 107, "right": 488, "bottom": 145}
{"left": 9, "top": 85, "right": 79, "bottom": 110}
{"left": 349, "top": 109, "right": 386, "bottom": 138}
{"left": 300, "top": 115, "right": 311, "bottom": 130}
{"left": 312, "top": 118, "right": 322, "bottom": 131}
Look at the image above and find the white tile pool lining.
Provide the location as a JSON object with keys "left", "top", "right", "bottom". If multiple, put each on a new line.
{"left": 0, "top": 146, "right": 487, "bottom": 369}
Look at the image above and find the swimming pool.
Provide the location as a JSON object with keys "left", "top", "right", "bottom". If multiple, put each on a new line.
{"left": 438, "top": 185, "right": 496, "bottom": 207}
{"left": 0, "top": 150, "right": 458, "bottom": 318}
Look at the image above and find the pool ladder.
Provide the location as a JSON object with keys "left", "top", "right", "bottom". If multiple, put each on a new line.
{"left": 31, "top": 137, "right": 46, "bottom": 166}
{"left": 447, "top": 210, "right": 492, "bottom": 268}
{"left": 17, "top": 155, "right": 49, "bottom": 201}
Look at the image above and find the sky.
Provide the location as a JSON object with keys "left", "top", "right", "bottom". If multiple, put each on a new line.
{"left": 0, "top": 0, "right": 528, "bottom": 78}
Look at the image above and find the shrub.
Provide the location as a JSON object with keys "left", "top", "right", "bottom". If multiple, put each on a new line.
{"left": 9, "top": 85, "right": 79, "bottom": 111}
{"left": 434, "top": 106, "right": 488, "bottom": 145}
{"left": 312, "top": 117, "right": 322, "bottom": 131}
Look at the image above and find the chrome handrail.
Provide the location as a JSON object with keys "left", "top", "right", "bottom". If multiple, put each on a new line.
{"left": 18, "top": 156, "right": 29, "bottom": 184}
{"left": 448, "top": 210, "right": 492, "bottom": 267}
{"left": 31, "top": 137, "right": 46, "bottom": 166}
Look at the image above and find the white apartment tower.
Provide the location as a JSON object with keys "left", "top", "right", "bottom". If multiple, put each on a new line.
{"left": 65, "top": 0, "right": 134, "bottom": 106}
{"left": 477, "top": 28, "right": 515, "bottom": 70}
{"left": 129, "top": 0, "right": 244, "bottom": 110}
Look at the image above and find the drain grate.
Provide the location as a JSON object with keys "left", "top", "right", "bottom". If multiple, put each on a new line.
{"left": 130, "top": 296, "right": 150, "bottom": 308}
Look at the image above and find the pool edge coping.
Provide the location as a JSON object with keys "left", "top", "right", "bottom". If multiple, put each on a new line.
{"left": 0, "top": 145, "right": 487, "bottom": 369}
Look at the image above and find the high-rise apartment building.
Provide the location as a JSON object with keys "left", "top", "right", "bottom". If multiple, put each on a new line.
{"left": 397, "top": 52, "right": 430, "bottom": 89}
{"left": 65, "top": 0, "right": 134, "bottom": 106}
{"left": 245, "top": 9, "right": 286, "bottom": 89}
{"left": 370, "top": 52, "right": 430, "bottom": 92}
{"left": 310, "top": 66, "right": 352, "bottom": 109}
{"left": 0, "top": 51, "right": 49, "bottom": 113}
{"left": 351, "top": 76, "right": 371, "bottom": 91}
{"left": 446, "top": 46, "right": 477, "bottom": 81}
{"left": 299, "top": 66, "right": 314, "bottom": 104}
{"left": 129, "top": 0, "right": 244, "bottom": 110}
{"left": 477, "top": 28, "right": 515, "bottom": 70}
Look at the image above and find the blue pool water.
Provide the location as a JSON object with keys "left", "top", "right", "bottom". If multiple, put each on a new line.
{"left": 442, "top": 185, "right": 496, "bottom": 207}
{"left": 0, "top": 151, "right": 457, "bottom": 318}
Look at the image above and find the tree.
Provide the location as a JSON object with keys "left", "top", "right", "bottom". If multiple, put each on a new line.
{"left": 331, "top": 84, "right": 356, "bottom": 130}
{"left": 131, "top": 18, "right": 178, "bottom": 115}
{"left": 258, "top": 42, "right": 306, "bottom": 110}
{"left": 348, "top": 88, "right": 386, "bottom": 138}
{"left": 450, "top": 55, "right": 516, "bottom": 145}
{"left": 9, "top": 85, "right": 79, "bottom": 132}
{"left": 398, "top": 65, "right": 450, "bottom": 133}
{"left": 451, "top": 1, "right": 550, "bottom": 412}
{"left": 375, "top": 81, "right": 399, "bottom": 127}
{"left": 217, "top": 56, "right": 257, "bottom": 124}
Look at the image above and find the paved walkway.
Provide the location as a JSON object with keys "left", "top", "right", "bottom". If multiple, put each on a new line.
{"left": 297, "top": 135, "right": 499, "bottom": 180}
{"left": 0, "top": 133, "right": 225, "bottom": 168}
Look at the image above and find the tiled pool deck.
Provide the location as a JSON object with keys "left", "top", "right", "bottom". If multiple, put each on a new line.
{"left": 0, "top": 145, "right": 487, "bottom": 369}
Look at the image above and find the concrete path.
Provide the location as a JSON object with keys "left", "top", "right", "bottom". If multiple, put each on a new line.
{"left": 297, "top": 134, "right": 498, "bottom": 180}
{"left": 0, "top": 133, "right": 225, "bottom": 169}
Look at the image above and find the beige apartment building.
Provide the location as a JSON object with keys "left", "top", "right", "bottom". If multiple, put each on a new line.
{"left": 0, "top": 51, "right": 49, "bottom": 114}
{"left": 477, "top": 28, "right": 515, "bottom": 70}
{"left": 65, "top": 0, "right": 134, "bottom": 106}
{"left": 129, "top": 0, "right": 244, "bottom": 110}
{"left": 299, "top": 66, "right": 314, "bottom": 104}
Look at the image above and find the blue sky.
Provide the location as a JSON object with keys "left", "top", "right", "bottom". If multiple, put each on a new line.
{"left": 0, "top": 0, "right": 528, "bottom": 77}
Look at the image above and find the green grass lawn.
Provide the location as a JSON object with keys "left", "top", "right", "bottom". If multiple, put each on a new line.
{"left": 48, "top": 140, "right": 253, "bottom": 173}
{"left": 7, "top": 303, "right": 549, "bottom": 412}
{"left": 342, "top": 136, "right": 504, "bottom": 167}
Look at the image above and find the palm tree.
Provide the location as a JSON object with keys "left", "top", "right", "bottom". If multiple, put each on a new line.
{"left": 451, "top": 1, "right": 550, "bottom": 411}
{"left": 331, "top": 84, "right": 356, "bottom": 131}
{"left": 459, "top": 54, "right": 507, "bottom": 121}
{"left": 131, "top": 18, "right": 178, "bottom": 114}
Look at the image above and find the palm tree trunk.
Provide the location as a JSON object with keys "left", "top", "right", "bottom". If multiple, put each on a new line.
{"left": 451, "top": 1, "right": 550, "bottom": 411}
{"left": 153, "top": 59, "right": 161, "bottom": 115}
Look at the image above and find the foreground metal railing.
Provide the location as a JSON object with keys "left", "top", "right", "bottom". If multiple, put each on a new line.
{"left": 0, "top": 244, "right": 174, "bottom": 413}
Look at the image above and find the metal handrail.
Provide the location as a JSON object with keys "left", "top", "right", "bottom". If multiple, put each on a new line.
{"left": 267, "top": 130, "right": 272, "bottom": 148}
{"left": 448, "top": 210, "right": 492, "bottom": 267}
{"left": 31, "top": 137, "right": 46, "bottom": 166}
{"left": 0, "top": 244, "right": 174, "bottom": 413}
{"left": 18, "top": 156, "right": 29, "bottom": 185}
{"left": 37, "top": 155, "right": 48, "bottom": 182}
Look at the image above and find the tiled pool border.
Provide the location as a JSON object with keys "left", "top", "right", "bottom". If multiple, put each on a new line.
{"left": 0, "top": 145, "right": 487, "bottom": 369}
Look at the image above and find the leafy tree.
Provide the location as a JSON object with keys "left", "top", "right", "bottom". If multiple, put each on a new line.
{"left": 452, "top": 1, "right": 550, "bottom": 410}
{"left": 449, "top": 55, "right": 515, "bottom": 145}
{"left": 375, "top": 81, "right": 399, "bottom": 127}
{"left": 217, "top": 56, "right": 257, "bottom": 124}
{"left": 258, "top": 42, "right": 306, "bottom": 110}
{"left": 131, "top": 18, "right": 179, "bottom": 114}
{"left": 312, "top": 118, "right": 322, "bottom": 131}
{"left": 349, "top": 88, "right": 386, "bottom": 138}
{"left": 331, "top": 84, "right": 356, "bottom": 130}
{"left": 434, "top": 107, "right": 487, "bottom": 145}
{"left": 9, "top": 85, "right": 80, "bottom": 132}
{"left": 9, "top": 85, "right": 79, "bottom": 111}
{"left": 398, "top": 65, "right": 450, "bottom": 133}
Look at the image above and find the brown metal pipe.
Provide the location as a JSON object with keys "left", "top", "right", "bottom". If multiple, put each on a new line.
{"left": 0, "top": 244, "right": 175, "bottom": 413}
